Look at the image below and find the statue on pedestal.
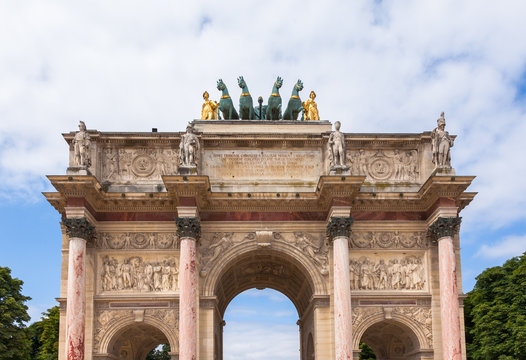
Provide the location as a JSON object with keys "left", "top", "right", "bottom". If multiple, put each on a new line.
{"left": 178, "top": 125, "right": 199, "bottom": 175}
{"left": 328, "top": 121, "right": 349, "bottom": 175}
{"left": 431, "top": 112, "right": 454, "bottom": 169}
{"left": 303, "top": 91, "right": 320, "bottom": 120}
{"left": 72, "top": 121, "right": 91, "bottom": 169}
{"left": 201, "top": 91, "right": 219, "bottom": 120}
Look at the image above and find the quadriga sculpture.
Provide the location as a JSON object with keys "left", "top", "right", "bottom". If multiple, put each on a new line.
{"left": 283, "top": 79, "right": 304, "bottom": 120}
{"left": 216, "top": 79, "right": 239, "bottom": 120}
{"left": 266, "top": 76, "right": 283, "bottom": 120}
{"left": 237, "top": 76, "right": 255, "bottom": 120}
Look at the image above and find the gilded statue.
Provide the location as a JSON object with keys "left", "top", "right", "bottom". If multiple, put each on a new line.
{"left": 201, "top": 91, "right": 219, "bottom": 120}
{"left": 431, "top": 112, "right": 454, "bottom": 168}
{"left": 302, "top": 91, "right": 320, "bottom": 120}
{"left": 73, "top": 121, "right": 91, "bottom": 167}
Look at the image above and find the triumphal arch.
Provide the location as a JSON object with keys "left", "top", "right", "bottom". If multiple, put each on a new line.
{"left": 45, "top": 87, "right": 475, "bottom": 360}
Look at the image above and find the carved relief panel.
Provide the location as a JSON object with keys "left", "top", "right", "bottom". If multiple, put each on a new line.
{"left": 349, "top": 253, "right": 427, "bottom": 291}
{"left": 98, "top": 255, "right": 179, "bottom": 294}
{"left": 346, "top": 149, "right": 419, "bottom": 183}
{"left": 96, "top": 232, "right": 178, "bottom": 250}
{"left": 99, "top": 147, "right": 179, "bottom": 183}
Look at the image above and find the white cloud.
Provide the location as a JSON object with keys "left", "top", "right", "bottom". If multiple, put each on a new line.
{"left": 475, "top": 234, "right": 526, "bottom": 260}
{"left": 224, "top": 322, "right": 299, "bottom": 360}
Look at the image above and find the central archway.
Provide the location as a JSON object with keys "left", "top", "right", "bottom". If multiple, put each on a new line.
{"left": 206, "top": 244, "right": 325, "bottom": 360}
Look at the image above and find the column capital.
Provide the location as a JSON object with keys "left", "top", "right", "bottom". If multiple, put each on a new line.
{"left": 428, "top": 216, "right": 461, "bottom": 240}
{"left": 62, "top": 217, "right": 96, "bottom": 241}
{"left": 326, "top": 216, "right": 353, "bottom": 240}
{"left": 175, "top": 216, "right": 201, "bottom": 239}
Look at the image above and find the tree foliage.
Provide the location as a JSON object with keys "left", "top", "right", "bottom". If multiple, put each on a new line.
{"left": 464, "top": 252, "right": 526, "bottom": 360}
{"left": 359, "top": 342, "right": 376, "bottom": 360}
{"left": 0, "top": 266, "right": 31, "bottom": 360}
{"left": 146, "top": 344, "right": 171, "bottom": 360}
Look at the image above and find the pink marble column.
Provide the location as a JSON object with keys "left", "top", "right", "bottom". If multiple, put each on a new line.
{"left": 63, "top": 217, "right": 95, "bottom": 360}
{"left": 328, "top": 216, "right": 353, "bottom": 360}
{"left": 430, "top": 217, "right": 462, "bottom": 360}
{"left": 176, "top": 217, "right": 201, "bottom": 360}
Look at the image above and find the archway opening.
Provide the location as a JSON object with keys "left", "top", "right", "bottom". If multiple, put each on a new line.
{"left": 223, "top": 288, "right": 300, "bottom": 360}
{"left": 359, "top": 320, "right": 421, "bottom": 360}
{"left": 107, "top": 323, "right": 171, "bottom": 360}
{"left": 213, "top": 249, "right": 316, "bottom": 360}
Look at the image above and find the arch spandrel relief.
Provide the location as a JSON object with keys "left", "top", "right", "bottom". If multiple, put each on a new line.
{"left": 97, "top": 254, "right": 179, "bottom": 294}
{"left": 198, "top": 231, "right": 330, "bottom": 279}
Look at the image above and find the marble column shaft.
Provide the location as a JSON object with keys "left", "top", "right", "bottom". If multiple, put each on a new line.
{"left": 176, "top": 217, "right": 201, "bottom": 360}
{"left": 327, "top": 216, "right": 353, "bottom": 360}
{"left": 63, "top": 218, "right": 95, "bottom": 360}
{"left": 430, "top": 217, "right": 462, "bottom": 360}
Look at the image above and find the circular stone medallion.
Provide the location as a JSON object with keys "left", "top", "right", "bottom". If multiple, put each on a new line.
{"left": 131, "top": 155, "right": 155, "bottom": 177}
{"left": 368, "top": 158, "right": 392, "bottom": 180}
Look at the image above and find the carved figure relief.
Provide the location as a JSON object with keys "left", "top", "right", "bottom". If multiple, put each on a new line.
{"left": 198, "top": 231, "right": 330, "bottom": 277}
{"left": 293, "top": 232, "right": 329, "bottom": 275}
{"left": 346, "top": 149, "right": 419, "bottom": 182}
{"left": 100, "top": 256, "right": 179, "bottom": 292}
{"left": 101, "top": 148, "right": 179, "bottom": 182}
{"left": 394, "top": 307, "right": 433, "bottom": 346}
{"left": 349, "top": 255, "right": 426, "bottom": 291}
{"left": 96, "top": 232, "right": 178, "bottom": 250}
{"left": 350, "top": 231, "right": 428, "bottom": 249}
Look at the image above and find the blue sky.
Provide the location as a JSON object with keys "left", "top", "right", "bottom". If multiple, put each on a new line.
{"left": 1, "top": 1, "right": 526, "bottom": 359}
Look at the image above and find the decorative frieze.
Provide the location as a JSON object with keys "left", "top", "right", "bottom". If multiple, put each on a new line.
{"left": 100, "top": 256, "right": 179, "bottom": 293}
{"left": 96, "top": 232, "right": 178, "bottom": 249}
{"left": 349, "top": 255, "right": 426, "bottom": 291}
{"left": 175, "top": 217, "right": 201, "bottom": 239}
{"left": 100, "top": 147, "right": 179, "bottom": 182}
{"left": 428, "top": 217, "right": 462, "bottom": 240}
{"left": 346, "top": 149, "right": 419, "bottom": 182}
{"left": 63, "top": 217, "right": 96, "bottom": 241}
{"left": 350, "top": 231, "right": 428, "bottom": 249}
{"left": 327, "top": 217, "right": 353, "bottom": 240}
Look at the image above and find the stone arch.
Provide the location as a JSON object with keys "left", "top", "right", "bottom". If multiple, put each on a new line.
{"left": 204, "top": 240, "right": 325, "bottom": 317}
{"left": 97, "top": 314, "right": 178, "bottom": 359}
{"left": 353, "top": 311, "right": 432, "bottom": 360}
{"left": 202, "top": 239, "right": 327, "bottom": 311}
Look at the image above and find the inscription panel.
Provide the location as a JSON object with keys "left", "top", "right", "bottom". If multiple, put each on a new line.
{"left": 202, "top": 150, "right": 323, "bottom": 181}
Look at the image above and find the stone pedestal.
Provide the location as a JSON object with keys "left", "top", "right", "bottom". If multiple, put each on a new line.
{"left": 430, "top": 217, "right": 462, "bottom": 360}
{"left": 176, "top": 217, "right": 201, "bottom": 360}
{"left": 63, "top": 218, "right": 95, "bottom": 360}
{"left": 327, "top": 216, "right": 353, "bottom": 360}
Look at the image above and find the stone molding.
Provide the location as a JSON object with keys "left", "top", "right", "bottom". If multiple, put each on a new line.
{"left": 63, "top": 217, "right": 96, "bottom": 241}
{"left": 326, "top": 216, "right": 353, "bottom": 240}
{"left": 428, "top": 216, "right": 461, "bottom": 240}
{"left": 175, "top": 217, "right": 201, "bottom": 239}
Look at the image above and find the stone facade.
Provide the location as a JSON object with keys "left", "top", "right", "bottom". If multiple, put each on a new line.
{"left": 45, "top": 119, "right": 475, "bottom": 360}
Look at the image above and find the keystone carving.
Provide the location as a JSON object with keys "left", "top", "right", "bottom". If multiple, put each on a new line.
{"left": 63, "top": 217, "right": 96, "bottom": 241}
{"left": 428, "top": 217, "right": 461, "bottom": 240}
{"left": 175, "top": 217, "right": 201, "bottom": 240}
{"left": 327, "top": 217, "right": 353, "bottom": 240}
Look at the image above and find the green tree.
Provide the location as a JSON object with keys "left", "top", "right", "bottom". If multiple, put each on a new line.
{"left": 464, "top": 252, "right": 526, "bottom": 360}
{"left": 0, "top": 266, "right": 31, "bottom": 360}
{"left": 359, "top": 342, "right": 377, "bottom": 360}
{"left": 38, "top": 306, "right": 60, "bottom": 360}
{"left": 146, "top": 344, "right": 171, "bottom": 360}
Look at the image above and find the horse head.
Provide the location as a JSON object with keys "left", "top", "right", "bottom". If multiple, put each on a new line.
{"left": 275, "top": 76, "right": 283, "bottom": 89}
{"left": 217, "top": 79, "right": 225, "bottom": 91}
{"left": 237, "top": 76, "right": 246, "bottom": 89}
{"left": 295, "top": 79, "right": 304, "bottom": 92}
